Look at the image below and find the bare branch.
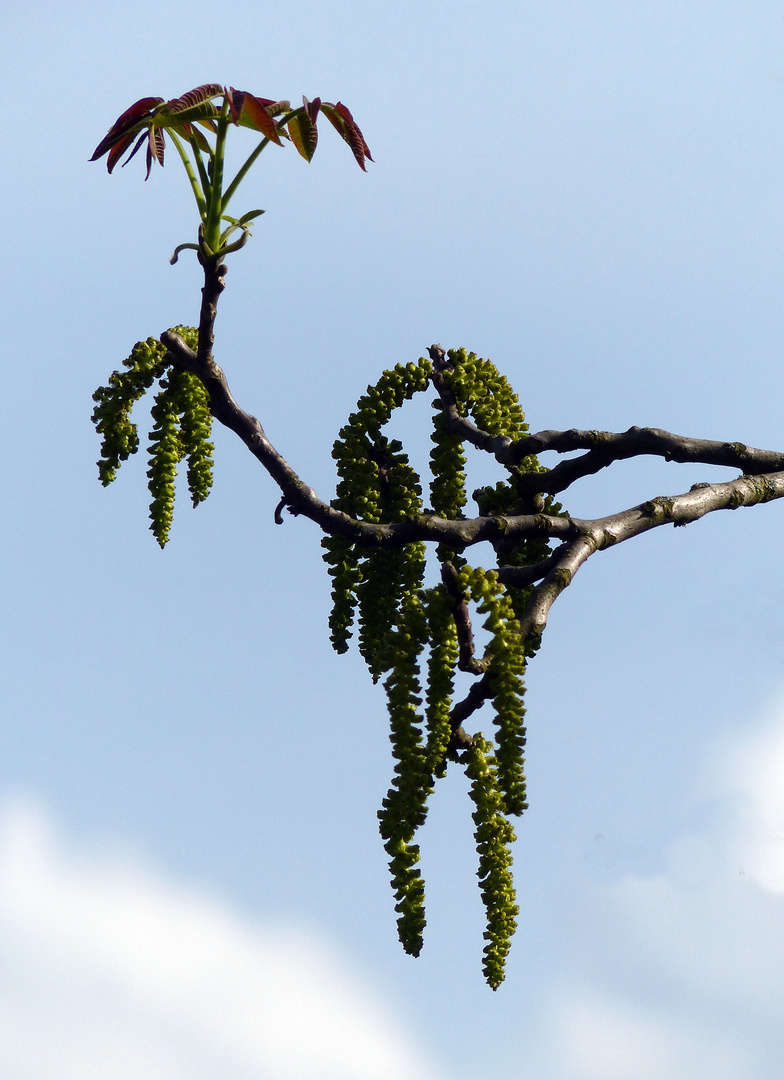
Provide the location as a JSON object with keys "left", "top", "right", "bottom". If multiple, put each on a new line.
{"left": 196, "top": 246, "right": 227, "bottom": 366}
{"left": 516, "top": 537, "right": 598, "bottom": 642}
{"left": 427, "top": 344, "right": 515, "bottom": 459}
{"left": 162, "top": 330, "right": 784, "bottom": 577}
{"left": 448, "top": 673, "right": 493, "bottom": 750}
{"left": 509, "top": 426, "right": 784, "bottom": 496}
{"left": 497, "top": 544, "right": 571, "bottom": 587}
{"left": 576, "top": 471, "right": 784, "bottom": 544}
{"left": 440, "top": 561, "right": 490, "bottom": 674}
{"left": 510, "top": 472, "right": 784, "bottom": 641}
{"left": 161, "top": 329, "right": 580, "bottom": 548}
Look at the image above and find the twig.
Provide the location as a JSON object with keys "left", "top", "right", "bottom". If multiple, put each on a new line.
{"left": 427, "top": 344, "right": 515, "bottom": 460}
{"left": 440, "top": 561, "right": 490, "bottom": 674}
{"left": 509, "top": 426, "right": 784, "bottom": 496}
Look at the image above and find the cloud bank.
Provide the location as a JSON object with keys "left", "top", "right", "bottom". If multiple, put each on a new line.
{"left": 530, "top": 697, "right": 784, "bottom": 1080}
{"left": 0, "top": 802, "right": 444, "bottom": 1080}
{"left": 3, "top": 702, "right": 784, "bottom": 1080}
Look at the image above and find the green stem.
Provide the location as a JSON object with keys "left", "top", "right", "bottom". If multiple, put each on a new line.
{"left": 222, "top": 108, "right": 298, "bottom": 213}
{"left": 222, "top": 136, "right": 269, "bottom": 213}
{"left": 168, "top": 130, "right": 208, "bottom": 219}
{"left": 203, "top": 98, "right": 231, "bottom": 251}
{"left": 188, "top": 137, "right": 213, "bottom": 208}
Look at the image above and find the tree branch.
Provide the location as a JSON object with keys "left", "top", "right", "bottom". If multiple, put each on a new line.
{"left": 509, "top": 426, "right": 784, "bottom": 496}
{"left": 427, "top": 344, "right": 515, "bottom": 460}
{"left": 496, "top": 544, "right": 571, "bottom": 587}
{"left": 161, "top": 262, "right": 784, "bottom": 747}
{"left": 196, "top": 248, "right": 227, "bottom": 366}
{"left": 161, "top": 328, "right": 576, "bottom": 547}
{"left": 440, "top": 561, "right": 491, "bottom": 674}
{"left": 163, "top": 329, "right": 784, "bottom": 553}
{"left": 448, "top": 675, "right": 492, "bottom": 751}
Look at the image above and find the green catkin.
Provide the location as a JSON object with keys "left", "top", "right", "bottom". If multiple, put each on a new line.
{"left": 465, "top": 734, "right": 519, "bottom": 990}
{"left": 93, "top": 327, "right": 214, "bottom": 546}
{"left": 172, "top": 366, "right": 214, "bottom": 507}
{"left": 423, "top": 587, "right": 459, "bottom": 778}
{"left": 355, "top": 440, "right": 427, "bottom": 678}
{"left": 377, "top": 596, "right": 431, "bottom": 955}
{"left": 429, "top": 406, "right": 467, "bottom": 519}
{"left": 147, "top": 371, "right": 186, "bottom": 547}
{"left": 325, "top": 361, "right": 432, "bottom": 680}
{"left": 321, "top": 348, "right": 567, "bottom": 984}
{"left": 460, "top": 566, "right": 528, "bottom": 817}
{"left": 321, "top": 535, "right": 362, "bottom": 653}
{"left": 92, "top": 337, "right": 170, "bottom": 484}
{"left": 429, "top": 406, "right": 469, "bottom": 564}
{"left": 444, "top": 348, "right": 527, "bottom": 440}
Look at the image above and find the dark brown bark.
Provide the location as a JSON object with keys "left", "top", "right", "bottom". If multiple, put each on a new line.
{"left": 163, "top": 271, "right": 784, "bottom": 740}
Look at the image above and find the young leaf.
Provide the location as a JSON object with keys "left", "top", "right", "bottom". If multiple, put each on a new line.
{"left": 163, "top": 100, "right": 221, "bottom": 126}
{"left": 167, "top": 84, "right": 223, "bottom": 114}
{"left": 177, "top": 122, "right": 212, "bottom": 154}
{"left": 145, "top": 126, "right": 165, "bottom": 178}
{"left": 226, "top": 87, "right": 245, "bottom": 124}
{"left": 304, "top": 95, "right": 322, "bottom": 124}
{"left": 90, "top": 96, "right": 164, "bottom": 165}
{"left": 287, "top": 106, "right": 318, "bottom": 162}
{"left": 230, "top": 89, "right": 284, "bottom": 145}
{"left": 237, "top": 209, "right": 265, "bottom": 225}
{"left": 118, "top": 130, "right": 149, "bottom": 172}
{"left": 322, "top": 101, "right": 373, "bottom": 170}
{"left": 105, "top": 131, "right": 138, "bottom": 173}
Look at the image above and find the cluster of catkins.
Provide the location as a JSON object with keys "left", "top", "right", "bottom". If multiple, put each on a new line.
{"left": 92, "top": 334, "right": 559, "bottom": 988}
{"left": 323, "top": 348, "right": 561, "bottom": 988}
{"left": 91, "top": 328, "right": 214, "bottom": 546}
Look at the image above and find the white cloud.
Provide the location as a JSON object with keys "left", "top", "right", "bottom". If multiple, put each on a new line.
{"left": 531, "top": 698, "right": 784, "bottom": 1080}
{"left": 552, "top": 992, "right": 747, "bottom": 1080}
{"left": 718, "top": 707, "right": 784, "bottom": 895}
{"left": 0, "top": 801, "right": 445, "bottom": 1080}
{"left": 6, "top": 700, "right": 784, "bottom": 1080}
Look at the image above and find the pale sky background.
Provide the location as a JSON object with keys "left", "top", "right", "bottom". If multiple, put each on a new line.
{"left": 3, "top": 1, "right": 784, "bottom": 1077}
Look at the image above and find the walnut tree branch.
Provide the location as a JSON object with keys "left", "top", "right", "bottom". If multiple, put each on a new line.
{"left": 164, "top": 264, "right": 784, "bottom": 576}
{"left": 510, "top": 426, "right": 784, "bottom": 497}
{"left": 425, "top": 346, "right": 784, "bottom": 505}
{"left": 165, "top": 325, "right": 784, "bottom": 558}
{"left": 440, "top": 561, "right": 490, "bottom": 674}
{"left": 162, "top": 328, "right": 576, "bottom": 548}
{"left": 427, "top": 344, "right": 516, "bottom": 459}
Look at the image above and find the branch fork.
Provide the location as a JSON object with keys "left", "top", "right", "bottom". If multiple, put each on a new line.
{"left": 165, "top": 269, "right": 784, "bottom": 743}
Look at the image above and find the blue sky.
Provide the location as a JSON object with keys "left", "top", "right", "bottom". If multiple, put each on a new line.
{"left": 3, "top": 1, "right": 784, "bottom": 1076}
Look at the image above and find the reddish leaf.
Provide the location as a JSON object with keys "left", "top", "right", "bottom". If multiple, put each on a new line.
{"left": 167, "top": 84, "right": 223, "bottom": 114}
{"left": 143, "top": 126, "right": 166, "bottom": 180}
{"left": 322, "top": 100, "right": 372, "bottom": 170}
{"left": 120, "top": 130, "right": 149, "bottom": 171}
{"left": 239, "top": 92, "right": 283, "bottom": 145}
{"left": 177, "top": 122, "right": 212, "bottom": 154}
{"left": 263, "top": 99, "right": 291, "bottom": 117}
{"left": 105, "top": 131, "right": 136, "bottom": 173}
{"left": 162, "top": 100, "right": 220, "bottom": 126}
{"left": 304, "top": 95, "right": 321, "bottom": 124}
{"left": 151, "top": 126, "right": 165, "bottom": 166}
{"left": 287, "top": 107, "right": 318, "bottom": 162}
{"left": 321, "top": 105, "right": 348, "bottom": 142}
{"left": 231, "top": 91, "right": 291, "bottom": 115}
{"left": 226, "top": 88, "right": 245, "bottom": 124}
{"left": 90, "top": 96, "right": 164, "bottom": 163}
